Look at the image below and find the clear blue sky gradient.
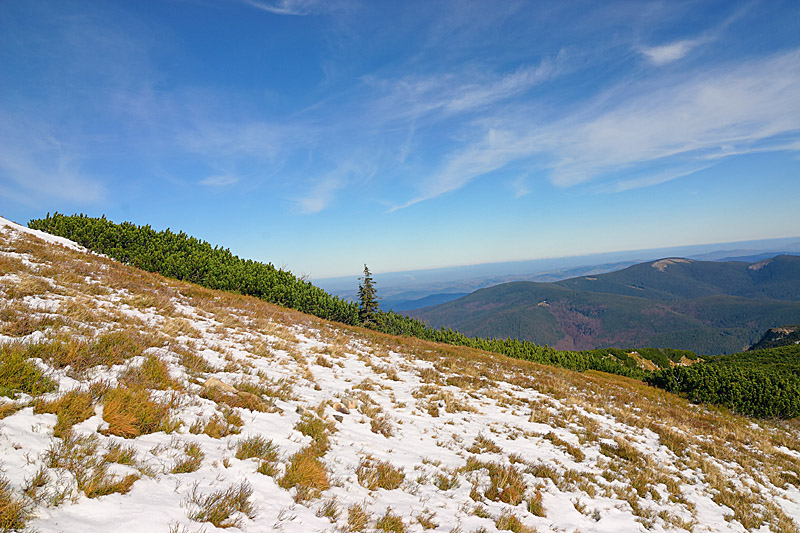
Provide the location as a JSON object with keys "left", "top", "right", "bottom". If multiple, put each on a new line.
{"left": 1, "top": 0, "right": 799, "bottom": 278}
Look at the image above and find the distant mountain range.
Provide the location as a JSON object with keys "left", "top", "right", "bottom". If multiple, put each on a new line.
{"left": 316, "top": 237, "right": 800, "bottom": 313}
{"left": 408, "top": 255, "right": 800, "bottom": 355}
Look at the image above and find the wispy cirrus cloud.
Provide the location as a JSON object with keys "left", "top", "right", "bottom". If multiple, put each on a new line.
{"left": 238, "top": 0, "right": 343, "bottom": 16}
{"left": 199, "top": 174, "right": 240, "bottom": 187}
{"left": 0, "top": 113, "right": 107, "bottom": 206}
{"left": 362, "top": 52, "right": 568, "bottom": 125}
{"left": 394, "top": 48, "right": 800, "bottom": 209}
{"left": 293, "top": 157, "right": 377, "bottom": 214}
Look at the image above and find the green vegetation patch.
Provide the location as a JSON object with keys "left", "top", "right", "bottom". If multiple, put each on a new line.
{"left": 0, "top": 343, "right": 57, "bottom": 397}
{"left": 647, "top": 345, "right": 800, "bottom": 418}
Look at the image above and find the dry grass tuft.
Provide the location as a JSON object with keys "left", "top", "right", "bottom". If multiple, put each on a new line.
{"left": 415, "top": 509, "right": 438, "bottom": 530}
{"left": 279, "top": 446, "right": 330, "bottom": 501}
{"left": 189, "top": 408, "right": 243, "bottom": 438}
{"left": 172, "top": 442, "right": 205, "bottom": 474}
{"left": 463, "top": 458, "right": 525, "bottom": 506}
{"left": 235, "top": 435, "right": 280, "bottom": 476}
{"left": 45, "top": 432, "right": 140, "bottom": 499}
{"left": 376, "top": 507, "right": 405, "bottom": 532}
{"left": 31, "top": 329, "right": 155, "bottom": 377}
{"left": 315, "top": 496, "right": 340, "bottom": 522}
{"left": 101, "top": 386, "right": 176, "bottom": 438}
{"left": 186, "top": 480, "right": 256, "bottom": 528}
{"left": 120, "top": 355, "right": 179, "bottom": 390}
{"left": 295, "top": 412, "right": 336, "bottom": 454}
{"left": 467, "top": 433, "right": 502, "bottom": 454}
{"left": 200, "top": 383, "right": 272, "bottom": 413}
{"left": 0, "top": 475, "right": 31, "bottom": 531}
{"left": 34, "top": 389, "right": 95, "bottom": 437}
{"left": 356, "top": 457, "right": 405, "bottom": 491}
{"left": 347, "top": 501, "right": 370, "bottom": 532}
{"left": 495, "top": 510, "right": 534, "bottom": 533}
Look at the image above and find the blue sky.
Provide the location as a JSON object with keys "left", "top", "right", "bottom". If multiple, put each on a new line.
{"left": 1, "top": 0, "right": 799, "bottom": 278}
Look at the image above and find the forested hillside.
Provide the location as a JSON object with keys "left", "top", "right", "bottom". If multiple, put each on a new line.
{"left": 648, "top": 345, "right": 800, "bottom": 418}
{"left": 410, "top": 257, "right": 800, "bottom": 354}
{"left": 749, "top": 325, "right": 800, "bottom": 350}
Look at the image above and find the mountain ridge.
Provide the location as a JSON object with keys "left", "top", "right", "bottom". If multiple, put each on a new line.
{"left": 409, "top": 255, "right": 800, "bottom": 354}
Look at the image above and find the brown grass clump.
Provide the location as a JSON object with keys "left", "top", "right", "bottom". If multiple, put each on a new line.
{"left": 356, "top": 457, "right": 405, "bottom": 491}
{"left": 101, "top": 386, "right": 175, "bottom": 438}
{"left": 189, "top": 408, "right": 243, "bottom": 438}
{"left": 103, "top": 442, "right": 138, "bottom": 465}
{"left": 468, "top": 433, "right": 503, "bottom": 454}
{"left": 30, "top": 329, "right": 155, "bottom": 377}
{"left": 370, "top": 414, "right": 394, "bottom": 438}
{"left": 295, "top": 412, "right": 336, "bottom": 454}
{"left": 316, "top": 496, "right": 340, "bottom": 522}
{"left": 526, "top": 491, "right": 545, "bottom": 517}
{"left": 186, "top": 480, "right": 256, "bottom": 528}
{"left": 200, "top": 384, "right": 271, "bottom": 413}
{"left": 34, "top": 389, "right": 95, "bottom": 437}
{"left": 376, "top": 507, "right": 405, "bottom": 533}
{"left": 0, "top": 307, "right": 61, "bottom": 337}
{"left": 120, "top": 355, "right": 179, "bottom": 390}
{"left": 347, "top": 501, "right": 370, "bottom": 532}
{"left": 172, "top": 442, "right": 205, "bottom": 474}
{"left": 235, "top": 435, "right": 280, "bottom": 477}
{"left": 6, "top": 274, "right": 52, "bottom": 299}
{"left": 495, "top": 510, "right": 535, "bottom": 533}
{"left": 179, "top": 350, "right": 217, "bottom": 375}
{"left": 45, "top": 432, "right": 140, "bottom": 499}
{"left": 463, "top": 458, "right": 525, "bottom": 506}
{"left": 544, "top": 432, "right": 585, "bottom": 462}
{"left": 0, "top": 476, "right": 31, "bottom": 531}
{"left": 279, "top": 446, "right": 330, "bottom": 501}
{"left": 600, "top": 436, "right": 642, "bottom": 463}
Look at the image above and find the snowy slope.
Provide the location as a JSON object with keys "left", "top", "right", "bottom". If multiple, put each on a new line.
{"left": 0, "top": 219, "right": 799, "bottom": 532}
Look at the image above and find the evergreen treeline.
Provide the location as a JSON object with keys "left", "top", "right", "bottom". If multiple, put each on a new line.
{"left": 28, "top": 213, "right": 643, "bottom": 379}
{"left": 646, "top": 345, "right": 800, "bottom": 418}
{"left": 29, "top": 213, "right": 360, "bottom": 324}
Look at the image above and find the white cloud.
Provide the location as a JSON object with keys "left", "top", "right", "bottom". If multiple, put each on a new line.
{"left": 395, "top": 49, "right": 800, "bottom": 209}
{"left": 239, "top": 0, "right": 341, "bottom": 16}
{"left": 548, "top": 49, "right": 800, "bottom": 186}
{"left": 199, "top": 175, "right": 240, "bottom": 187}
{"left": 445, "top": 58, "right": 562, "bottom": 113}
{"left": 0, "top": 112, "right": 107, "bottom": 206}
{"left": 294, "top": 157, "right": 377, "bottom": 214}
{"left": 363, "top": 52, "right": 567, "bottom": 125}
{"left": 295, "top": 177, "right": 344, "bottom": 214}
{"left": 639, "top": 38, "right": 705, "bottom": 65}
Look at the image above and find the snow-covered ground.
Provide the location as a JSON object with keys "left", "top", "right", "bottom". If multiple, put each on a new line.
{"left": 0, "top": 217, "right": 799, "bottom": 532}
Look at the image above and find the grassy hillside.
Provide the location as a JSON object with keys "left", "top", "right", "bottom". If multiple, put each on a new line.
{"left": 411, "top": 257, "right": 800, "bottom": 354}
{"left": 23, "top": 214, "right": 800, "bottom": 419}
{"left": 1, "top": 216, "right": 799, "bottom": 532}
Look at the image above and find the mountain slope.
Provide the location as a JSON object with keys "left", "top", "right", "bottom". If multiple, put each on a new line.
{"left": 410, "top": 257, "right": 800, "bottom": 354}
{"left": 1, "top": 218, "right": 799, "bottom": 532}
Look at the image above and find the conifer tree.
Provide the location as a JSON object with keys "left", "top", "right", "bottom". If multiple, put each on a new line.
{"left": 358, "top": 264, "right": 379, "bottom": 325}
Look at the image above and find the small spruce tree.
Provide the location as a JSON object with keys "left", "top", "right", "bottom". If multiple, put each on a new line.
{"left": 358, "top": 264, "right": 379, "bottom": 325}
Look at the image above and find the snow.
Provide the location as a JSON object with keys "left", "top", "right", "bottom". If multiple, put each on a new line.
{"left": 0, "top": 219, "right": 798, "bottom": 532}
{"left": 0, "top": 216, "right": 86, "bottom": 252}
